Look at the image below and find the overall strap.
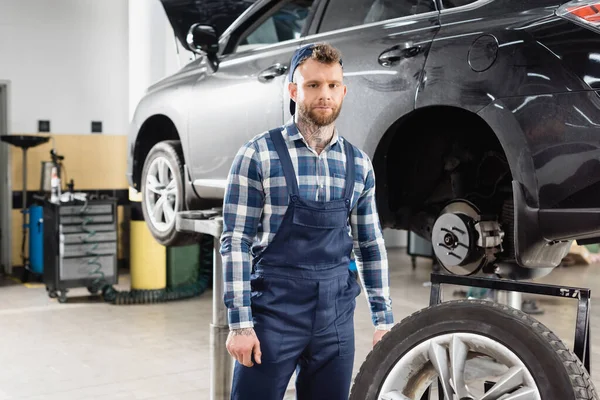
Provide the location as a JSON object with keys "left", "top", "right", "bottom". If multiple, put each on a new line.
{"left": 269, "top": 128, "right": 299, "bottom": 198}
{"left": 342, "top": 138, "right": 355, "bottom": 202}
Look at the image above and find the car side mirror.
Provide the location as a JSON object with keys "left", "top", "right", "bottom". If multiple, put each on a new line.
{"left": 187, "top": 24, "right": 218, "bottom": 54}
{"left": 186, "top": 23, "right": 219, "bottom": 71}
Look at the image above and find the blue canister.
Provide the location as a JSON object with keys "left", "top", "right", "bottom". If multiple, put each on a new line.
{"left": 28, "top": 205, "right": 44, "bottom": 274}
{"left": 349, "top": 259, "right": 357, "bottom": 272}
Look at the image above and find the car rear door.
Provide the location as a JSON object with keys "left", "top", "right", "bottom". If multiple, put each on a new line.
{"left": 187, "top": 0, "right": 318, "bottom": 195}
{"left": 298, "top": 0, "right": 440, "bottom": 155}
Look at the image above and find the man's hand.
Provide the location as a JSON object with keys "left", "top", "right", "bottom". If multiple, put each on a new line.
{"left": 226, "top": 328, "right": 262, "bottom": 367}
{"left": 373, "top": 329, "right": 389, "bottom": 347}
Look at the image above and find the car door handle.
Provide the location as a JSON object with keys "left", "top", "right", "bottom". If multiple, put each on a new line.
{"left": 258, "top": 63, "right": 288, "bottom": 82}
{"left": 378, "top": 43, "right": 422, "bottom": 67}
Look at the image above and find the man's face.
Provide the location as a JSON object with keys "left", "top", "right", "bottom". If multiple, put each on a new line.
{"left": 289, "top": 58, "right": 347, "bottom": 127}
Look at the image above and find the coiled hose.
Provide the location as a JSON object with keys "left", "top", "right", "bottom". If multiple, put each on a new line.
{"left": 108, "top": 235, "right": 213, "bottom": 305}
{"left": 80, "top": 200, "right": 213, "bottom": 305}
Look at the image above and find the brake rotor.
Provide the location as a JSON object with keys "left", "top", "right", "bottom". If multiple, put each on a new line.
{"left": 432, "top": 200, "right": 485, "bottom": 276}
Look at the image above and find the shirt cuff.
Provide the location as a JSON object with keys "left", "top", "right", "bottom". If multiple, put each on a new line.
{"left": 229, "top": 321, "right": 255, "bottom": 330}
{"left": 228, "top": 306, "right": 254, "bottom": 330}
{"left": 375, "top": 323, "right": 395, "bottom": 331}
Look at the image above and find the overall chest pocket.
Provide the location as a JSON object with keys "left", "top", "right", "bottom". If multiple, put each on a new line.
{"left": 293, "top": 205, "right": 348, "bottom": 229}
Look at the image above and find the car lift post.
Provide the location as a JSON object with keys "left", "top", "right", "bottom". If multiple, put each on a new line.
{"left": 176, "top": 210, "right": 232, "bottom": 400}
{"left": 429, "top": 271, "right": 592, "bottom": 373}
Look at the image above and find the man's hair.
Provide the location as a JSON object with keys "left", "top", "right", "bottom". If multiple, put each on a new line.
{"left": 308, "top": 43, "right": 342, "bottom": 65}
{"left": 293, "top": 43, "right": 343, "bottom": 82}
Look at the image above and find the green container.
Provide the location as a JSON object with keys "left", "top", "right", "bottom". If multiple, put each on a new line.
{"left": 167, "top": 244, "right": 200, "bottom": 288}
{"left": 586, "top": 244, "right": 600, "bottom": 254}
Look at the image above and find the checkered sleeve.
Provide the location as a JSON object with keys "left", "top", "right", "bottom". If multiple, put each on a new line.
{"left": 220, "top": 141, "right": 264, "bottom": 330}
{"left": 351, "top": 153, "right": 394, "bottom": 330}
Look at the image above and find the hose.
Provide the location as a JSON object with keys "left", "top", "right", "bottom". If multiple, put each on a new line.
{"left": 78, "top": 199, "right": 213, "bottom": 305}
{"left": 109, "top": 234, "right": 213, "bottom": 305}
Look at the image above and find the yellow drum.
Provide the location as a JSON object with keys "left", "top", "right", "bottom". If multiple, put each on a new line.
{"left": 129, "top": 220, "right": 166, "bottom": 290}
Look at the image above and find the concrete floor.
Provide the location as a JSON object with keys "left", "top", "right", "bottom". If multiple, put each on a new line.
{"left": 0, "top": 248, "right": 599, "bottom": 399}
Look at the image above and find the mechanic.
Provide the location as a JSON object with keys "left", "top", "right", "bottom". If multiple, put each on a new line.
{"left": 220, "top": 42, "right": 394, "bottom": 400}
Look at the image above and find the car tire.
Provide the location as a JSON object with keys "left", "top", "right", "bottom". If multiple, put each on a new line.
{"left": 141, "top": 140, "right": 195, "bottom": 246}
{"left": 350, "top": 300, "right": 597, "bottom": 400}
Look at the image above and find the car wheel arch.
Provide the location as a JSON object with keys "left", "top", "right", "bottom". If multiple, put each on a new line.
{"left": 372, "top": 105, "right": 519, "bottom": 237}
{"left": 133, "top": 114, "right": 183, "bottom": 190}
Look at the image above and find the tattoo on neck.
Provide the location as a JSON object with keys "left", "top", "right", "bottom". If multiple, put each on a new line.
{"left": 296, "top": 118, "right": 335, "bottom": 153}
{"left": 231, "top": 328, "right": 255, "bottom": 336}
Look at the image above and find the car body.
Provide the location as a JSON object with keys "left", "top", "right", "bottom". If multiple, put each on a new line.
{"left": 127, "top": 0, "right": 600, "bottom": 279}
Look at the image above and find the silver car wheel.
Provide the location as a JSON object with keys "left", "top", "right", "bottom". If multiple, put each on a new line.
{"left": 378, "top": 332, "right": 541, "bottom": 400}
{"left": 144, "top": 156, "right": 179, "bottom": 232}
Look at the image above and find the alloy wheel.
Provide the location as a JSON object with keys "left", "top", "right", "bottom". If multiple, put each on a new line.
{"left": 378, "top": 332, "right": 541, "bottom": 400}
{"left": 144, "top": 156, "right": 179, "bottom": 232}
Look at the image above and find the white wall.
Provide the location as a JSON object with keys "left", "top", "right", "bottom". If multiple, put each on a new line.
{"left": 0, "top": 0, "right": 194, "bottom": 135}
{"left": 0, "top": 0, "right": 130, "bottom": 135}
{"left": 128, "top": 0, "right": 195, "bottom": 121}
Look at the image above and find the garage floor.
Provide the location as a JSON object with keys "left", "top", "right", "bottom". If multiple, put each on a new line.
{"left": 1, "top": 248, "right": 599, "bottom": 400}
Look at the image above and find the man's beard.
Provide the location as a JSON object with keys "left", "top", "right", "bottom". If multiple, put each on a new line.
{"left": 298, "top": 101, "right": 343, "bottom": 127}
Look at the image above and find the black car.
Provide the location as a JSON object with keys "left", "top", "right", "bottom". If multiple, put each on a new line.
{"left": 127, "top": 0, "right": 600, "bottom": 281}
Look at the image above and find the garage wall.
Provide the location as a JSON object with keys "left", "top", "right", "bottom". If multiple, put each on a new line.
{"left": 0, "top": 0, "right": 129, "bottom": 135}
{"left": 0, "top": 0, "right": 130, "bottom": 269}
{"left": 0, "top": 0, "right": 192, "bottom": 270}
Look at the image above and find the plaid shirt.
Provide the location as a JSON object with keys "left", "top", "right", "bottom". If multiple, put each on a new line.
{"left": 219, "top": 120, "right": 394, "bottom": 330}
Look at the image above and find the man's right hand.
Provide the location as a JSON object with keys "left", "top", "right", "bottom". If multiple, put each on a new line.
{"left": 226, "top": 328, "right": 262, "bottom": 367}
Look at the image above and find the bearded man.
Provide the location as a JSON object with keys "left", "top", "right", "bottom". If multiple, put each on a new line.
{"left": 220, "top": 42, "right": 394, "bottom": 400}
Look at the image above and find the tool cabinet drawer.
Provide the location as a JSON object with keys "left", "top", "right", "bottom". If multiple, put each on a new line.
{"left": 63, "top": 231, "right": 117, "bottom": 244}
{"left": 63, "top": 242, "right": 117, "bottom": 258}
{"left": 60, "top": 214, "right": 114, "bottom": 225}
{"left": 62, "top": 223, "right": 115, "bottom": 233}
{"left": 59, "top": 255, "right": 116, "bottom": 281}
{"left": 59, "top": 204, "right": 113, "bottom": 216}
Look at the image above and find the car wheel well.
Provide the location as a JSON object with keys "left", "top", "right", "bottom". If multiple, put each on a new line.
{"left": 374, "top": 106, "right": 513, "bottom": 240}
{"left": 133, "top": 115, "right": 181, "bottom": 189}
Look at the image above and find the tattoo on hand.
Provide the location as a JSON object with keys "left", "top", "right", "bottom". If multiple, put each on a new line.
{"left": 231, "top": 328, "right": 255, "bottom": 336}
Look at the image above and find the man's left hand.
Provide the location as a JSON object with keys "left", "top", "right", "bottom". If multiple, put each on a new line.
{"left": 373, "top": 329, "right": 389, "bottom": 347}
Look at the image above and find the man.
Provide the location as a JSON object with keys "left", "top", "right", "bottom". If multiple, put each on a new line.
{"left": 220, "top": 42, "right": 394, "bottom": 400}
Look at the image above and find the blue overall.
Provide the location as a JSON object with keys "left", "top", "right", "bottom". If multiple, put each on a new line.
{"left": 231, "top": 128, "right": 361, "bottom": 400}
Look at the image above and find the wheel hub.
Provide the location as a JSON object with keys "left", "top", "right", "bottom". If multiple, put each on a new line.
{"left": 432, "top": 201, "right": 484, "bottom": 275}
{"left": 433, "top": 212, "right": 473, "bottom": 268}
{"left": 431, "top": 200, "right": 505, "bottom": 276}
{"left": 443, "top": 232, "right": 457, "bottom": 247}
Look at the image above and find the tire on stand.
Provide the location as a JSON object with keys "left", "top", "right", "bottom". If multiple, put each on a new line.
{"left": 350, "top": 300, "right": 597, "bottom": 400}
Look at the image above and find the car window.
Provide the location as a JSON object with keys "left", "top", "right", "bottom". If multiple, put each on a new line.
{"left": 441, "top": 0, "right": 479, "bottom": 7}
{"left": 318, "top": 0, "right": 436, "bottom": 33}
{"left": 235, "top": 0, "right": 314, "bottom": 53}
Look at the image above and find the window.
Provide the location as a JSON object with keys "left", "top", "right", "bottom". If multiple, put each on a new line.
{"left": 442, "top": 0, "right": 479, "bottom": 7}
{"left": 318, "top": 0, "right": 436, "bottom": 33}
{"left": 235, "top": 0, "right": 314, "bottom": 53}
